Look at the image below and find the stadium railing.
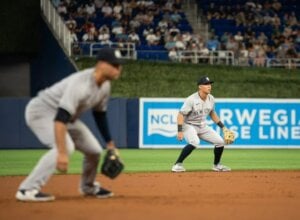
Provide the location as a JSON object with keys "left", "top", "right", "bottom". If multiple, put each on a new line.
{"left": 267, "top": 58, "right": 300, "bottom": 69}
{"left": 73, "top": 42, "right": 137, "bottom": 60}
{"left": 41, "top": 0, "right": 72, "bottom": 56}
{"left": 176, "top": 50, "right": 234, "bottom": 65}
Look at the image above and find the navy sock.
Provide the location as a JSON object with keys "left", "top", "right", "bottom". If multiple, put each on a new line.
{"left": 214, "top": 146, "right": 224, "bottom": 165}
{"left": 175, "top": 144, "right": 195, "bottom": 164}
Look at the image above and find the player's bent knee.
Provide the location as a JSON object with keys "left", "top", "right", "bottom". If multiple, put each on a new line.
{"left": 188, "top": 140, "right": 200, "bottom": 148}
{"left": 86, "top": 152, "right": 100, "bottom": 161}
{"left": 215, "top": 144, "right": 224, "bottom": 148}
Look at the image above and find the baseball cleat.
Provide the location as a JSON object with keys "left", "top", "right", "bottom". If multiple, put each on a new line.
{"left": 95, "top": 187, "right": 114, "bottom": 199}
{"left": 16, "top": 189, "right": 55, "bottom": 202}
{"left": 171, "top": 163, "right": 186, "bottom": 172}
{"left": 212, "top": 164, "right": 231, "bottom": 172}
{"left": 81, "top": 185, "right": 114, "bottom": 199}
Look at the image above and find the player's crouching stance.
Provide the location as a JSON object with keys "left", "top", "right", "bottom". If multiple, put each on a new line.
{"left": 171, "top": 76, "right": 235, "bottom": 173}
{"left": 16, "top": 48, "right": 125, "bottom": 202}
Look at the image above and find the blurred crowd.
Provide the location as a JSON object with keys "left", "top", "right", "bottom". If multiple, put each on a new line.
{"left": 52, "top": 0, "right": 300, "bottom": 66}
{"left": 52, "top": 0, "right": 190, "bottom": 48}
{"left": 200, "top": 0, "right": 299, "bottom": 66}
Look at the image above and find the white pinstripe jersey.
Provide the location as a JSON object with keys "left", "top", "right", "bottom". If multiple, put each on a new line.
{"left": 38, "top": 68, "right": 110, "bottom": 121}
{"left": 180, "top": 92, "right": 215, "bottom": 128}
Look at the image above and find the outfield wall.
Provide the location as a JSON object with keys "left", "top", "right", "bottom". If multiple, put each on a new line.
{"left": 0, "top": 98, "right": 139, "bottom": 149}
{"left": 1, "top": 98, "right": 299, "bottom": 149}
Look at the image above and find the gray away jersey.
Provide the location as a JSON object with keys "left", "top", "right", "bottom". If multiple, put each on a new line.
{"left": 38, "top": 68, "right": 110, "bottom": 120}
{"left": 180, "top": 92, "right": 215, "bottom": 128}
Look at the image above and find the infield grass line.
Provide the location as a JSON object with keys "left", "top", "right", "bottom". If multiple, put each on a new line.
{"left": 0, "top": 149, "right": 300, "bottom": 176}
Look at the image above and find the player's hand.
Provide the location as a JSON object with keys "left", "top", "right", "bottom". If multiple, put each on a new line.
{"left": 56, "top": 153, "right": 69, "bottom": 173}
{"left": 106, "top": 140, "right": 116, "bottom": 150}
{"left": 177, "top": 131, "right": 184, "bottom": 141}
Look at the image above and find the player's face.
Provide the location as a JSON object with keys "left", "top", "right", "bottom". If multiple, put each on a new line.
{"left": 106, "top": 63, "right": 122, "bottom": 80}
{"left": 97, "top": 62, "right": 122, "bottom": 80}
{"left": 199, "top": 83, "right": 212, "bottom": 94}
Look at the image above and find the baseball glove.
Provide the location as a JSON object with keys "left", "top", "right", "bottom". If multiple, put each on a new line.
{"left": 101, "top": 149, "right": 124, "bottom": 179}
{"left": 222, "top": 127, "right": 235, "bottom": 145}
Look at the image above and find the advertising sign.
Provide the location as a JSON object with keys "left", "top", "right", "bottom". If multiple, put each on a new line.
{"left": 139, "top": 98, "right": 300, "bottom": 148}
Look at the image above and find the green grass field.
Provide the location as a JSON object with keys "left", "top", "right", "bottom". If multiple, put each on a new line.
{"left": 0, "top": 149, "right": 300, "bottom": 176}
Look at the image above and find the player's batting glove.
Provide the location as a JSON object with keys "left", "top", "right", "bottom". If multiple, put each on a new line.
{"left": 222, "top": 127, "right": 235, "bottom": 145}
{"left": 101, "top": 149, "right": 124, "bottom": 179}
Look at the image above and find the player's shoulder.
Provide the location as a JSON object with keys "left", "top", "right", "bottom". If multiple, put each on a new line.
{"left": 101, "top": 80, "right": 111, "bottom": 92}
{"left": 73, "top": 68, "right": 94, "bottom": 79}
{"left": 186, "top": 92, "right": 198, "bottom": 100}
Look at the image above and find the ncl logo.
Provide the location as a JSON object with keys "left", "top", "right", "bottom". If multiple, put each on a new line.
{"left": 148, "top": 109, "right": 178, "bottom": 137}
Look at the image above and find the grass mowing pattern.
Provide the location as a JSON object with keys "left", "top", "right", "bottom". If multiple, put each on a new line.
{"left": 0, "top": 149, "right": 300, "bottom": 176}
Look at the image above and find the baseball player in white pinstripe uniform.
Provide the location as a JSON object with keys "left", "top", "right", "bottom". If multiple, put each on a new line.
{"left": 172, "top": 76, "right": 231, "bottom": 172}
{"left": 16, "top": 48, "right": 124, "bottom": 202}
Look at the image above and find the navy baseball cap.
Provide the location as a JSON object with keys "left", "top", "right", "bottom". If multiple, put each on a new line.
{"left": 96, "top": 48, "right": 125, "bottom": 65}
{"left": 197, "top": 76, "right": 214, "bottom": 85}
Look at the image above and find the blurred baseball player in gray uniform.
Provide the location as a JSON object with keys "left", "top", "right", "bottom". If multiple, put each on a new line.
{"left": 172, "top": 76, "right": 232, "bottom": 172}
{"left": 16, "top": 48, "right": 124, "bottom": 202}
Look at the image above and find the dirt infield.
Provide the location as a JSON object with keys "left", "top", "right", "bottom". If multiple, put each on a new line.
{"left": 0, "top": 171, "right": 300, "bottom": 220}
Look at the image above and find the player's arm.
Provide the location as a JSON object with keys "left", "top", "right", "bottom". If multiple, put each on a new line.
{"left": 209, "top": 110, "right": 222, "bottom": 125}
{"left": 210, "top": 109, "right": 226, "bottom": 128}
{"left": 92, "top": 111, "right": 116, "bottom": 150}
{"left": 54, "top": 107, "right": 72, "bottom": 172}
{"left": 177, "top": 112, "right": 184, "bottom": 141}
{"left": 177, "top": 97, "right": 192, "bottom": 141}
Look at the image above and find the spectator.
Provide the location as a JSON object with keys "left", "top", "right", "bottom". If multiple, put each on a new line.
{"left": 143, "top": 26, "right": 154, "bottom": 38}
{"left": 272, "top": 0, "right": 282, "bottom": 12}
{"left": 98, "top": 25, "right": 111, "bottom": 45}
{"left": 182, "top": 31, "right": 192, "bottom": 44}
{"left": 115, "top": 28, "right": 128, "bottom": 42}
{"left": 206, "top": 35, "right": 220, "bottom": 51}
{"left": 168, "top": 48, "right": 178, "bottom": 61}
{"left": 254, "top": 47, "right": 267, "bottom": 67}
{"left": 248, "top": 46, "right": 256, "bottom": 66}
{"left": 237, "top": 44, "right": 249, "bottom": 65}
{"left": 168, "top": 25, "right": 180, "bottom": 37}
{"left": 257, "top": 32, "right": 268, "bottom": 44}
{"left": 57, "top": 2, "right": 68, "bottom": 16}
{"left": 165, "top": 38, "right": 176, "bottom": 50}
{"left": 102, "top": 2, "right": 113, "bottom": 17}
{"left": 143, "top": 11, "right": 154, "bottom": 25}
{"left": 85, "top": 2, "right": 96, "bottom": 17}
{"left": 113, "top": 1, "right": 123, "bottom": 19}
{"left": 70, "top": 29, "right": 78, "bottom": 43}
{"left": 234, "top": 31, "right": 244, "bottom": 42}
{"left": 112, "top": 23, "right": 124, "bottom": 36}
{"left": 225, "top": 36, "right": 239, "bottom": 59}
{"left": 146, "top": 30, "right": 158, "bottom": 45}
{"left": 65, "top": 14, "right": 77, "bottom": 31}
{"left": 155, "top": 30, "right": 164, "bottom": 45}
{"left": 82, "top": 21, "right": 96, "bottom": 34}
{"left": 94, "top": 0, "right": 105, "bottom": 10}
{"left": 77, "top": 4, "right": 86, "bottom": 16}
{"left": 128, "top": 30, "right": 140, "bottom": 45}
{"left": 113, "top": 1, "right": 123, "bottom": 14}
{"left": 129, "top": 17, "right": 141, "bottom": 30}
{"left": 175, "top": 34, "right": 186, "bottom": 50}
{"left": 164, "top": 0, "right": 174, "bottom": 12}
{"left": 158, "top": 18, "right": 169, "bottom": 30}
{"left": 82, "top": 30, "right": 98, "bottom": 42}
{"left": 170, "top": 11, "right": 182, "bottom": 24}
